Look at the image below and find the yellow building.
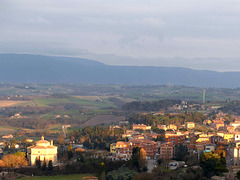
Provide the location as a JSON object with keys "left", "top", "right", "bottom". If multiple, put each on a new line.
{"left": 28, "top": 136, "right": 58, "bottom": 166}
{"left": 167, "top": 124, "right": 177, "bottom": 131}
{"left": 224, "top": 133, "right": 234, "bottom": 143}
{"left": 185, "top": 122, "right": 195, "bottom": 129}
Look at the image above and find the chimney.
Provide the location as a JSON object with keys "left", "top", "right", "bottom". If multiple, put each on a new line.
{"left": 41, "top": 136, "right": 44, "bottom": 140}
{"left": 50, "top": 140, "right": 53, "bottom": 146}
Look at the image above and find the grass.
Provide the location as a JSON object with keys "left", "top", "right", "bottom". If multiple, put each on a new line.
{"left": 21, "top": 174, "right": 96, "bottom": 180}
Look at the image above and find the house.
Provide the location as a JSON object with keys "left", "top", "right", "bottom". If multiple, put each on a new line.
{"left": 211, "top": 120, "right": 224, "bottom": 130}
{"left": 185, "top": 122, "right": 195, "bottom": 129}
{"left": 132, "top": 124, "right": 151, "bottom": 131}
{"left": 157, "top": 125, "right": 167, "bottom": 131}
{"left": 2, "top": 134, "right": 13, "bottom": 139}
{"left": 166, "top": 124, "right": 177, "bottom": 131}
{"left": 230, "top": 122, "right": 240, "bottom": 130}
{"left": 27, "top": 136, "right": 58, "bottom": 166}
{"left": 226, "top": 125, "right": 235, "bottom": 133}
{"left": 26, "top": 139, "right": 33, "bottom": 143}
{"left": 224, "top": 133, "right": 234, "bottom": 143}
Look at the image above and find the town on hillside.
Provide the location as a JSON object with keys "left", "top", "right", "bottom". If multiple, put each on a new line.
{"left": 1, "top": 103, "right": 240, "bottom": 179}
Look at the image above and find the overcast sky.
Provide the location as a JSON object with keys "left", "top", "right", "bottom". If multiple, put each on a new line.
{"left": 1, "top": 0, "right": 240, "bottom": 71}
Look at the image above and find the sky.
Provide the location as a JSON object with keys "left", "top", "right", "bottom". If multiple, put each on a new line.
{"left": 1, "top": 0, "right": 240, "bottom": 71}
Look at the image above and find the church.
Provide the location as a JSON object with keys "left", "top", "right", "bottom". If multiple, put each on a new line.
{"left": 27, "top": 136, "right": 58, "bottom": 166}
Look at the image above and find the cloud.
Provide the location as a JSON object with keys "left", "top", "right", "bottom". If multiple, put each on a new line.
{"left": 141, "top": 18, "right": 165, "bottom": 28}
{"left": 29, "top": 17, "right": 51, "bottom": 24}
{"left": 1, "top": 0, "right": 240, "bottom": 71}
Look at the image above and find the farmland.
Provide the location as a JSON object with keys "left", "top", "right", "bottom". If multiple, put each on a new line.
{"left": 0, "top": 100, "right": 29, "bottom": 107}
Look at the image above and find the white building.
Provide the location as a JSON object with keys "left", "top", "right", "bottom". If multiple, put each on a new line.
{"left": 27, "top": 136, "right": 58, "bottom": 166}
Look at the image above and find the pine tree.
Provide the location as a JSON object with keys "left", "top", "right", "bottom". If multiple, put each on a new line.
{"left": 48, "top": 160, "right": 53, "bottom": 171}
{"left": 68, "top": 143, "right": 73, "bottom": 159}
{"left": 42, "top": 157, "right": 46, "bottom": 171}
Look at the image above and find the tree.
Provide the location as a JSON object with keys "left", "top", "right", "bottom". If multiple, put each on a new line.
{"left": 14, "top": 151, "right": 26, "bottom": 158}
{"left": 237, "top": 170, "right": 240, "bottom": 180}
{"left": 35, "top": 156, "right": 41, "bottom": 168}
{"left": 174, "top": 144, "right": 188, "bottom": 161}
{"left": 48, "top": 160, "right": 53, "bottom": 171}
{"left": 1, "top": 154, "right": 28, "bottom": 168}
{"left": 215, "top": 145, "right": 226, "bottom": 157}
{"left": 131, "top": 147, "right": 147, "bottom": 172}
{"left": 0, "top": 160, "right": 5, "bottom": 167}
{"left": 200, "top": 151, "right": 228, "bottom": 178}
{"left": 68, "top": 143, "right": 73, "bottom": 160}
{"left": 58, "top": 134, "right": 65, "bottom": 145}
{"left": 42, "top": 157, "right": 46, "bottom": 171}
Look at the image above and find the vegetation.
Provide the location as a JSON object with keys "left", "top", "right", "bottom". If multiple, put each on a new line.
{"left": 200, "top": 151, "right": 228, "bottom": 178}
{"left": 0, "top": 153, "right": 28, "bottom": 168}
{"left": 122, "top": 99, "right": 181, "bottom": 111}
{"left": 127, "top": 112, "right": 206, "bottom": 126}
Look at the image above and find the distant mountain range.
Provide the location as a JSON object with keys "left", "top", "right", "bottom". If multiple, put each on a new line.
{"left": 0, "top": 54, "right": 239, "bottom": 88}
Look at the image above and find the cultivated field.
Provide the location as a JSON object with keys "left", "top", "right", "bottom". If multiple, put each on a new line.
{"left": 0, "top": 126, "right": 18, "bottom": 136}
{"left": 0, "top": 100, "right": 28, "bottom": 107}
{"left": 74, "top": 96, "right": 104, "bottom": 101}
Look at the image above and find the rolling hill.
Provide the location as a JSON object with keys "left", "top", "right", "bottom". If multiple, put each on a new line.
{"left": 0, "top": 54, "right": 239, "bottom": 88}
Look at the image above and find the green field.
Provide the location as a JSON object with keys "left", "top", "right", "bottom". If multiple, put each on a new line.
{"left": 33, "top": 96, "right": 116, "bottom": 109}
{"left": 21, "top": 174, "right": 96, "bottom": 180}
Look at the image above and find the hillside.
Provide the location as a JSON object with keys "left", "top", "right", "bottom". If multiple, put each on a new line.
{"left": 0, "top": 54, "right": 239, "bottom": 87}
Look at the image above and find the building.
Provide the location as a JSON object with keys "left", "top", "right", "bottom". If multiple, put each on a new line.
{"left": 157, "top": 125, "right": 167, "bottom": 131}
{"left": 235, "top": 134, "right": 240, "bottom": 142}
{"left": 230, "top": 122, "right": 240, "bottom": 130}
{"left": 166, "top": 124, "right": 177, "bottom": 131}
{"left": 165, "top": 133, "right": 186, "bottom": 145}
{"left": 27, "top": 136, "right": 58, "bottom": 166}
{"left": 204, "top": 144, "right": 215, "bottom": 153}
{"left": 211, "top": 120, "right": 225, "bottom": 130}
{"left": 224, "top": 133, "right": 234, "bottom": 143}
{"left": 233, "top": 142, "right": 240, "bottom": 166}
{"left": 115, "top": 141, "right": 132, "bottom": 160}
{"left": 185, "top": 122, "right": 195, "bottom": 129}
{"left": 160, "top": 142, "right": 174, "bottom": 160}
{"left": 132, "top": 124, "right": 151, "bottom": 131}
{"left": 114, "top": 139, "right": 159, "bottom": 160}
{"left": 110, "top": 143, "right": 116, "bottom": 154}
{"left": 226, "top": 125, "right": 235, "bottom": 133}
{"left": 130, "top": 139, "right": 159, "bottom": 159}
{"left": 196, "top": 134, "right": 210, "bottom": 143}
{"left": 2, "top": 134, "right": 13, "bottom": 139}
{"left": 210, "top": 135, "right": 224, "bottom": 144}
